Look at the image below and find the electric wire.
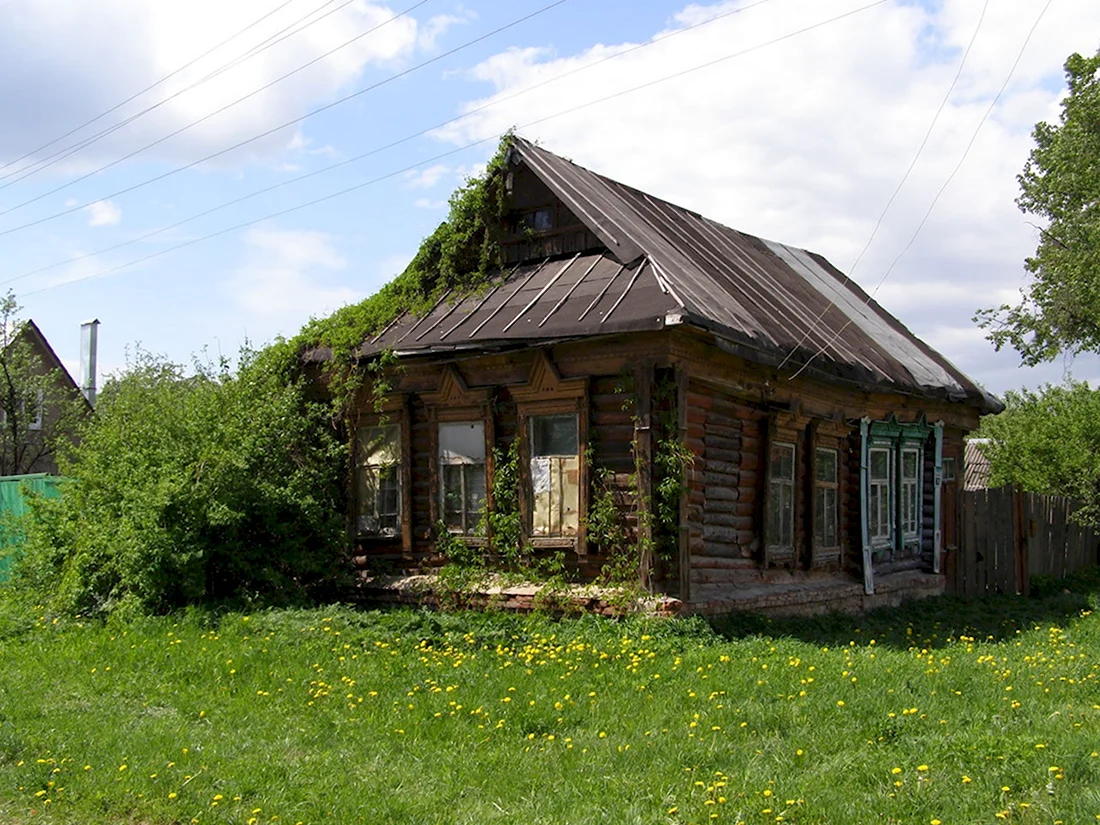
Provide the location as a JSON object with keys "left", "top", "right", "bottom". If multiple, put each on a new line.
{"left": 773, "top": 0, "right": 991, "bottom": 373}
{"left": 1, "top": 0, "right": 777, "bottom": 288}
{"left": 0, "top": 0, "right": 357, "bottom": 188}
{"left": 0, "top": 0, "right": 435, "bottom": 218}
{"left": 17, "top": 0, "right": 894, "bottom": 297}
{"left": 0, "top": 0, "right": 306, "bottom": 175}
{"left": 0, "top": 0, "right": 565, "bottom": 234}
{"left": 785, "top": 0, "right": 1056, "bottom": 382}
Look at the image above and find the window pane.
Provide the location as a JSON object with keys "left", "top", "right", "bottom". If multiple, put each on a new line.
{"left": 870, "top": 448, "right": 889, "bottom": 480}
{"left": 360, "top": 425, "right": 400, "bottom": 466}
{"left": 358, "top": 426, "right": 401, "bottom": 536}
{"left": 443, "top": 465, "right": 464, "bottom": 530}
{"left": 771, "top": 443, "right": 794, "bottom": 481}
{"left": 902, "top": 449, "right": 918, "bottom": 479}
{"left": 814, "top": 486, "right": 838, "bottom": 547}
{"left": 439, "top": 421, "right": 485, "bottom": 464}
{"left": 942, "top": 457, "right": 956, "bottom": 481}
{"left": 531, "top": 455, "right": 579, "bottom": 536}
{"left": 780, "top": 485, "right": 794, "bottom": 545}
{"left": 815, "top": 448, "right": 837, "bottom": 483}
{"left": 533, "top": 415, "right": 578, "bottom": 457}
{"left": 824, "top": 488, "right": 837, "bottom": 546}
{"left": 466, "top": 467, "right": 487, "bottom": 532}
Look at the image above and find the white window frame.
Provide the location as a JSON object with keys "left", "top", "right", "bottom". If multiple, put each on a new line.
{"left": 868, "top": 445, "right": 893, "bottom": 548}
{"left": 900, "top": 447, "right": 921, "bottom": 542}
{"left": 439, "top": 421, "right": 487, "bottom": 536}
{"left": 357, "top": 424, "right": 401, "bottom": 537}
{"left": 767, "top": 441, "right": 796, "bottom": 552}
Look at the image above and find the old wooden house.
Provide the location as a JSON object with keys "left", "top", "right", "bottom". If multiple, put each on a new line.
{"left": 348, "top": 138, "right": 1001, "bottom": 614}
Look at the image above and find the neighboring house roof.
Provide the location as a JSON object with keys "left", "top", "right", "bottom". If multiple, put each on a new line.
{"left": 964, "top": 438, "right": 993, "bottom": 490}
{"left": 14, "top": 320, "right": 89, "bottom": 408}
{"left": 365, "top": 137, "right": 1001, "bottom": 413}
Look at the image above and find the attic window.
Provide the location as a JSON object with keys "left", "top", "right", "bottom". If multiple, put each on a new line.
{"left": 523, "top": 207, "right": 553, "bottom": 232}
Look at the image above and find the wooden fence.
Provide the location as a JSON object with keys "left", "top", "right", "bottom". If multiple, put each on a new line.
{"left": 950, "top": 486, "right": 1100, "bottom": 597}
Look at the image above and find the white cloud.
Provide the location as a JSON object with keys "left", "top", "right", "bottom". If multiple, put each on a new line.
{"left": 431, "top": 0, "right": 1100, "bottom": 394}
{"left": 414, "top": 197, "right": 448, "bottom": 210}
{"left": 84, "top": 200, "right": 121, "bottom": 226}
{"left": 418, "top": 11, "right": 475, "bottom": 51}
{"left": 404, "top": 163, "right": 451, "bottom": 189}
{"left": 227, "top": 226, "right": 358, "bottom": 321}
{"left": 0, "top": 1, "right": 425, "bottom": 169}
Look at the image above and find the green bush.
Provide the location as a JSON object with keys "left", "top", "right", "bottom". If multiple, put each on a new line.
{"left": 12, "top": 343, "right": 349, "bottom": 617}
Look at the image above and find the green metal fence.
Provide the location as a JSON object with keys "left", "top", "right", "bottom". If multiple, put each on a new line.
{"left": 0, "top": 473, "right": 63, "bottom": 583}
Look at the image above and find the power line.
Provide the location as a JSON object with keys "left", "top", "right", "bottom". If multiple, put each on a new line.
{"left": 774, "top": 0, "right": 991, "bottom": 374}
{"left": 0, "top": 0, "right": 565, "bottom": 235}
{"left": 19, "top": 0, "right": 893, "bottom": 298}
{"left": 0, "top": 0, "right": 434, "bottom": 218}
{"left": 0, "top": 0, "right": 356, "bottom": 188}
{"left": 2, "top": 0, "right": 777, "bottom": 288}
{"left": 786, "top": 0, "right": 1056, "bottom": 382}
{"left": 0, "top": 0, "right": 306, "bottom": 175}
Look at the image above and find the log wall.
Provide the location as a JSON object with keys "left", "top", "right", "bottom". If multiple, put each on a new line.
{"left": 684, "top": 379, "right": 769, "bottom": 587}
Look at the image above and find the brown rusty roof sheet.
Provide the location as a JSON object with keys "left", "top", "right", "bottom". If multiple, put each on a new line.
{"left": 363, "top": 137, "right": 1000, "bottom": 412}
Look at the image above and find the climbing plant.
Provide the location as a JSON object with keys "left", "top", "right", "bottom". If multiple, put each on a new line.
{"left": 290, "top": 133, "right": 517, "bottom": 417}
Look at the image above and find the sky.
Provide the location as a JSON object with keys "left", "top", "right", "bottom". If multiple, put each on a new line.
{"left": 1, "top": 0, "right": 1098, "bottom": 398}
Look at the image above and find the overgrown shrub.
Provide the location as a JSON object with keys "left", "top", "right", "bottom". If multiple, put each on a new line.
{"left": 13, "top": 344, "right": 348, "bottom": 617}
{"left": 976, "top": 379, "right": 1100, "bottom": 523}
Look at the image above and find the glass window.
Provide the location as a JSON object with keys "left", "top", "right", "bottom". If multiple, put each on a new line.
{"left": 868, "top": 446, "right": 892, "bottom": 547}
{"left": 900, "top": 447, "right": 920, "bottom": 540}
{"left": 942, "top": 456, "right": 956, "bottom": 482}
{"left": 530, "top": 414, "right": 579, "bottom": 537}
{"left": 814, "top": 447, "right": 839, "bottom": 549}
{"left": 439, "top": 422, "right": 487, "bottom": 535}
{"left": 357, "top": 425, "right": 401, "bottom": 536}
{"left": 523, "top": 207, "right": 553, "bottom": 231}
{"left": 767, "top": 442, "right": 796, "bottom": 551}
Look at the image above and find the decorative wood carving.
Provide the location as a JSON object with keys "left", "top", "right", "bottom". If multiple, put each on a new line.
{"left": 511, "top": 350, "right": 586, "bottom": 403}
{"left": 420, "top": 364, "right": 490, "bottom": 408}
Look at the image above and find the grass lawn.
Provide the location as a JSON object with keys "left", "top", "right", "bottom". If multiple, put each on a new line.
{"left": 1, "top": 574, "right": 1099, "bottom": 825}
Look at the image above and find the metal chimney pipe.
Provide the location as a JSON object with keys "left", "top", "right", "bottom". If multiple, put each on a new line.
{"left": 80, "top": 319, "right": 99, "bottom": 407}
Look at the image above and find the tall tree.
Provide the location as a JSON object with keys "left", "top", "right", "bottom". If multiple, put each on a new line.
{"left": 976, "top": 49, "right": 1100, "bottom": 363}
{"left": 0, "top": 293, "right": 87, "bottom": 476}
{"left": 975, "top": 380, "right": 1100, "bottom": 523}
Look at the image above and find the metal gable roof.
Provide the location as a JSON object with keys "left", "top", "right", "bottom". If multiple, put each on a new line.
{"left": 506, "top": 138, "right": 1000, "bottom": 412}
{"left": 362, "top": 137, "right": 1000, "bottom": 413}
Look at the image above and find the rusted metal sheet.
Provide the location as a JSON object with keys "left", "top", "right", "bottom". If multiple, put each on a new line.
{"left": 363, "top": 252, "right": 673, "bottom": 355}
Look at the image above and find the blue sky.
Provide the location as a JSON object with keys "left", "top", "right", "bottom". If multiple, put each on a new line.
{"left": 2, "top": 0, "right": 1098, "bottom": 395}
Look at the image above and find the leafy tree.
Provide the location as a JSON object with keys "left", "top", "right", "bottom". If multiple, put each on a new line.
{"left": 976, "top": 49, "right": 1100, "bottom": 364}
{"left": 14, "top": 343, "right": 349, "bottom": 617}
{"left": 975, "top": 380, "right": 1100, "bottom": 522}
{"left": 0, "top": 292, "right": 87, "bottom": 475}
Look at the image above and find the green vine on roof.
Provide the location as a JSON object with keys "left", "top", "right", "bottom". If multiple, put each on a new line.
{"left": 289, "top": 132, "right": 517, "bottom": 413}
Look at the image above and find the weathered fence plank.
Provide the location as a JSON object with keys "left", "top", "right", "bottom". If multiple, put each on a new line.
{"left": 954, "top": 487, "right": 1099, "bottom": 597}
